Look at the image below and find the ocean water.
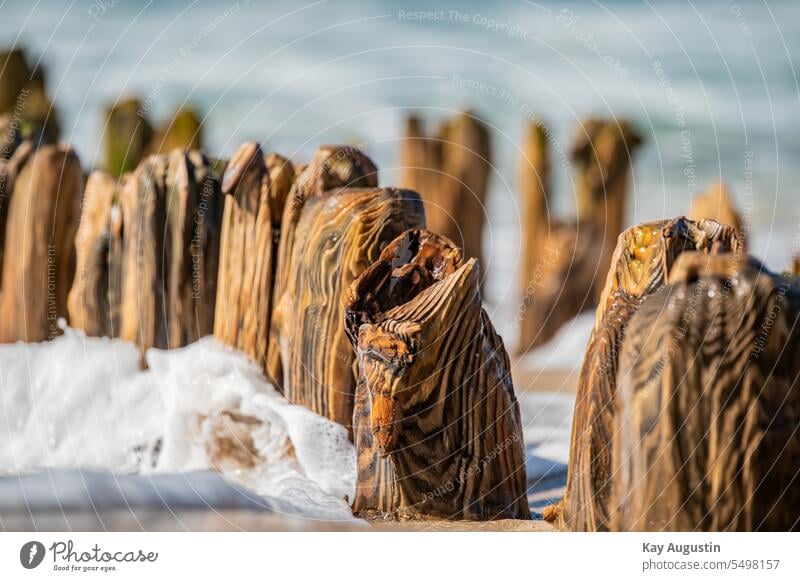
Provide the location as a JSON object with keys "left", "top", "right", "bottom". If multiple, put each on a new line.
{"left": 3, "top": 0, "right": 799, "bottom": 336}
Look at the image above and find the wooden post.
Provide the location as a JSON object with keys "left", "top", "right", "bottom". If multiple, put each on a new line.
{"left": 0, "top": 144, "right": 82, "bottom": 342}
{"left": 345, "top": 229, "right": 530, "bottom": 520}
{"left": 514, "top": 118, "right": 643, "bottom": 353}
{"left": 269, "top": 186, "right": 424, "bottom": 429}
{"left": 266, "top": 145, "right": 379, "bottom": 389}
{"left": 105, "top": 97, "right": 152, "bottom": 177}
{"left": 0, "top": 48, "right": 60, "bottom": 144}
{"left": 213, "top": 142, "right": 272, "bottom": 366}
{"left": 67, "top": 170, "right": 116, "bottom": 336}
{"left": 118, "top": 155, "right": 169, "bottom": 352}
{"left": 165, "top": 149, "right": 224, "bottom": 347}
{"left": 0, "top": 141, "right": 34, "bottom": 285}
{"left": 150, "top": 106, "right": 204, "bottom": 155}
{"left": 517, "top": 121, "right": 551, "bottom": 352}
{"left": 611, "top": 252, "right": 800, "bottom": 531}
{"left": 545, "top": 217, "right": 742, "bottom": 531}
{"left": 400, "top": 112, "right": 491, "bottom": 268}
{"left": 688, "top": 181, "right": 746, "bottom": 249}
{"left": 571, "top": 118, "right": 642, "bottom": 302}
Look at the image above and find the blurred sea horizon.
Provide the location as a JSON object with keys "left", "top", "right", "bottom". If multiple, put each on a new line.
{"left": 4, "top": 0, "right": 799, "bottom": 336}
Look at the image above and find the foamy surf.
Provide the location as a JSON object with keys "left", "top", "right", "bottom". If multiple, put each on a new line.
{"left": 0, "top": 327, "right": 356, "bottom": 521}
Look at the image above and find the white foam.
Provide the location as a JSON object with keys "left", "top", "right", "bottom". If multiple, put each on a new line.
{"left": 0, "top": 329, "right": 356, "bottom": 521}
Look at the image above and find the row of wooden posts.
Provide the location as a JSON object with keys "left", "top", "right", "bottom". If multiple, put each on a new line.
{"left": 2, "top": 103, "right": 799, "bottom": 526}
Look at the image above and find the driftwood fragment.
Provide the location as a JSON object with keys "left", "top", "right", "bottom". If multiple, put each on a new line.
{"left": 269, "top": 186, "right": 424, "bottom": 429}
{"left": 400, "top": 112, "right": 491, "bottom": 269}
{"left": 0, "top": 144, "right": 82, "bottom": 342}
{"left": 345, "top": 229, "right": 530, "bottom": 520}
{"left": 67, "top": 170, "right": 117, "bottom": 336}
{"left": 689, "top": 181, "right": 746, "bottom": 249}
{"left": 546, "top": 217, "right": 742, "bottom": 531}
{"left": 266, "top": 145, "right": 379, "bottom": 388}
{"left": 611, "top": 252, "right": 800, "bottom": 531}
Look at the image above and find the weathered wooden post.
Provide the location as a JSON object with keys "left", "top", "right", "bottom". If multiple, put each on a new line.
{"left": 150, "top": 106, "right": 203, "bottom": 154}
{"left": 400, "top": 112, "right": 491, "bottom": 268}
{"left": 165, "top": 150, "right": 224, "bottom": 346}
{"left": 67, "top": 170, "right": 117, "bottom": 337}
{"left": 269, "top": 184, "right": 425, "bottom": 429}
{"left": 117, "top": 154, "right": 169, "bottom": 351}
{"left": 0, "top": 48, "right": 60, "bottom": 144}
{"left": 572, "top": 118, "right": 642, "bottom": 302}
{"left": 0, "top": 144, "right": 82, "bottom": 342}
{"left": 212, "top": 142, "right": 272, "bottom": 366}
{"left": 517, "top": 120, "right": 551, "bottom": 352}
{"left": 689, "top": 181, "right": 746, "bottom": 249}
{"left": 545, "top": 217, "right": 742, "bottom": 531}
{"left": 611, "top": 252, "right": 800, "bottom": 531}
{"left": 266, "top": 144, "right": 380, "bottom": 388}
{"left": 345, "top": 229, "right": 530, "bottom": 520}
{"left": 104, "top": 97, "right": 153, "bottom": 177}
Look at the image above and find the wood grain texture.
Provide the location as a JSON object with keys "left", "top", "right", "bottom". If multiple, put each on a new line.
{"left": 0, "top": 144, "right": 82, "bottom": 342}
{"left": 270, "top": 187, "right": 425, "bottom": 429}
{"left": 266, "top": 145, "right": 379, "bottom": 388}
{"left": 345, "top": 230, "right": 530, "bottom": 520}
{"left": 611, "top": 252, "right": 800, "bottom": 531}
{"left": 689, "top": 181, "right": 746, "bottom": 249}
{"left": 400, "top": 112, "right": 491, "bottom": 270}
{"left": 67, "top": 170, "right": 116, "bottom": 337}
{"left": 547, "top": 217, "right": 743, "bottom": 531}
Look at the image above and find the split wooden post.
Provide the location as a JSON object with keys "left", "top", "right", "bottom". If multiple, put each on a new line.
{"left": 545, "top": 217, "right": 742, "bottom": 531}
{"left": 611, "top": 252, "right": 800, "bottom": 531}
{"left": 345, "top": 229, "right": 530, "bottom": 520}
{"left": 0, "top": 144, "right": 82, "bottom": 342}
